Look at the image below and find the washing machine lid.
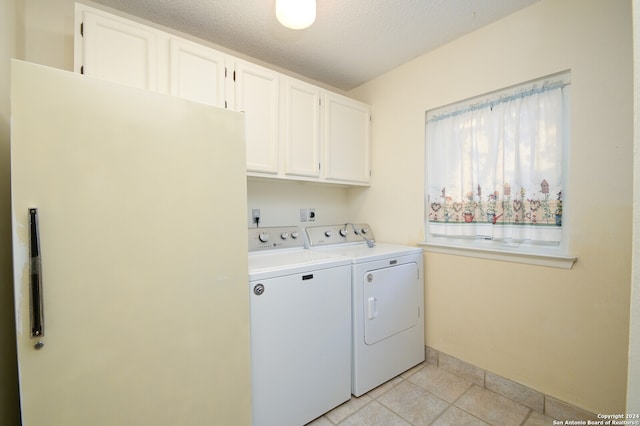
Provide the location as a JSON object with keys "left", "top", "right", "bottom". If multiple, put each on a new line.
{"left": 312, "top": 242, "right": 423, "bottom": 264}
{"left": 248, "top": 248, "right": 350, "bottom": 281}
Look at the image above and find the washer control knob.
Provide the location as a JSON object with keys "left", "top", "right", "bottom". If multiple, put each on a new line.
{"left": 280, "top": 232, "right": 289, "bottom": 240}
{"left": 324, "top": 230, "right": 333, "bottom": 237}
{"left": 258, "top": 232, "right": 270, "bottom": 243}
{"left": 339, "top": 229, "right": 348, "bottom": 237}
{"left": 291, "top": 231, "right": 299, "bottom": 239}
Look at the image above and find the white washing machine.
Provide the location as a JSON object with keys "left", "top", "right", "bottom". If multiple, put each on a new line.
{"left": 248, "top": 226, "right": 352, "bottom": 426}
{"left": 305, "top": 223, "right": 425, "bottom": 397}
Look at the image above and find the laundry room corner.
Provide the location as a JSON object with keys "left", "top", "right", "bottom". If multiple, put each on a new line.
{"left": 347, "top": 0, "right": 633, "bottom": 415}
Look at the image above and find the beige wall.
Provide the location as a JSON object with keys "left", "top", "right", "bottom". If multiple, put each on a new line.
{"left": 1, "top": 0, "right": 21, "bottom": 423}
{"left": 349, "top": 0, "right": 633, "bottom": 414}
{"left": 21, "top": 0, "right": 76, "bottom": 70}
{"left": 630, "top": 0, "right": 640, "bottom": 413}
{"left": 247, "top": 179, "right": 352, "bottom": 228}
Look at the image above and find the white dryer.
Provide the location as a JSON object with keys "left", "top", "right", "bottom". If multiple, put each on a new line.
{"left": 305, "top": 224, "right": 425, "bottom": 396}
{"left": 248, "top": 226, "right": 352, "bottom": 426}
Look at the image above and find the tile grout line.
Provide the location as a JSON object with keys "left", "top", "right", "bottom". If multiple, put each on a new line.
{"left": 432, "top": 347, "right": 539, "bottom": 423}
{"left": 428, "top": 346, "right": 598, "bottom": 421}
{"left": 520, "top": 409, "right": 535, "bottom": 426}
{"left": 430, "top": 349, "right": 539, "bottom": 425}
{"left": 368, "top": 373, "right": 417, "bottom": 425}
{"left": 448, "top": 383, "right": 496, "bottom": 425}
{"left": 313, "top": 346, "right": 589, "bottom": 426}
{"left": 375, "top": 368, "right": 453, "bottom": 426}
{"left": 368, "top": 364, "right": 481, "bottom": 426}
{"left": 445, "top": 382, "right": 510, "bottom": 426}
{"left": 442, "top": 366, "right": 536, "bottom": 424}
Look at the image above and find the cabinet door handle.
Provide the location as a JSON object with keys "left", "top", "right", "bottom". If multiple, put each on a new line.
{"left": 29, "top": 208, "right": 44, "bottom": 338}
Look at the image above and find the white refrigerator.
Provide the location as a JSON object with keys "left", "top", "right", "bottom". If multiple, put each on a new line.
{"left": 10, "top": 60, "right": 252, "bottom": 426}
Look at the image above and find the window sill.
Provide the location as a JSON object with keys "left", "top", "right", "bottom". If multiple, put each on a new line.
{"left": 418, "top": 242, "right": 577, "bottom": 269}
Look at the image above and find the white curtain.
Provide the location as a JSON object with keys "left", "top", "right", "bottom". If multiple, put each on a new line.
{"left": 426, "top": 82, "right": 566, "bottom": 244}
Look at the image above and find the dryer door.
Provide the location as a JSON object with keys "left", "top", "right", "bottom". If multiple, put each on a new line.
{"left": 363, "top": 262, "right": 420, "bottom": 345}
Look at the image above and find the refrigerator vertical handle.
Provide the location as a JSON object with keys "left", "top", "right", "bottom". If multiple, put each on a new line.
{"left": 29, "top": 208, "right": 44, "bottom": 338}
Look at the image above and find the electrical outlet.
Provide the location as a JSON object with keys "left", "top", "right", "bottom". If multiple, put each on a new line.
{"left": 300, "top": 208, "right": 308, "bottom": 222}
{"left": 252, "top": 208, "right": 261, "bottom": 225}
{"left": 308, "top": 208, "right": 316, "bottom": 222}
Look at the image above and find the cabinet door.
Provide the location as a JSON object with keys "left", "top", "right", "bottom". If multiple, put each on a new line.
{"left": 235, "top": 61, "right": 280, "bottom": 174}
{"left": 80, "top": 9, "right": 157, "bottom": 91}
{"left": 283, "top": 78, "right": 321, "bottom": 178}
{"left": 323, "top": 93, "right": 371, "bottom": 184}
{"left": 169, "top": 38, "right": 227, "bottom": 108}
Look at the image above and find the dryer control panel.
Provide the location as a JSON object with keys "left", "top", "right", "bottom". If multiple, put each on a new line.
{"left": 305, "top": 223, "right": 375, "bottom": 247}
{"left": 248, "top": 226, "right": 303, "bottom": 251}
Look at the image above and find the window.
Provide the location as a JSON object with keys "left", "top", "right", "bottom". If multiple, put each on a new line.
{"left": 424, "top": 72, "right": 573, "bottom": 264}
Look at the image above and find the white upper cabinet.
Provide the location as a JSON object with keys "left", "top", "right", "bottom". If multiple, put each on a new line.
{"left": 168, "top": 38, "right": 227, "bottom": 108}
{"left": 75, "top": 3, "right": 371, "bottom": 185}
{"left": 323, "top": 93, "right": 371, "bottom": 184}
{"left": 76, "top": 5, "right": 158, "bottom": 91}
{"left": 283, "top": 78, "right": 321, "bottom": 178}
{"left": 233, "top": 60, "right": 280, "bottom": 175}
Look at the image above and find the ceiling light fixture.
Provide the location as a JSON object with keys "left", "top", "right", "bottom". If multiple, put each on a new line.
{"left": 276, "top": 0, "right": 316, "bottom": 30}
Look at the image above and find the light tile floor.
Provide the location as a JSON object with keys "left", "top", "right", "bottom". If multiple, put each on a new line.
{"left": 307, "top": 361, "right": 559, "bottom": 426}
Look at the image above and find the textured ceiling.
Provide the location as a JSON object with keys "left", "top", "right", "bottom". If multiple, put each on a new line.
{"left": 91, "top": 0, "right": 540, "bottom": 91}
